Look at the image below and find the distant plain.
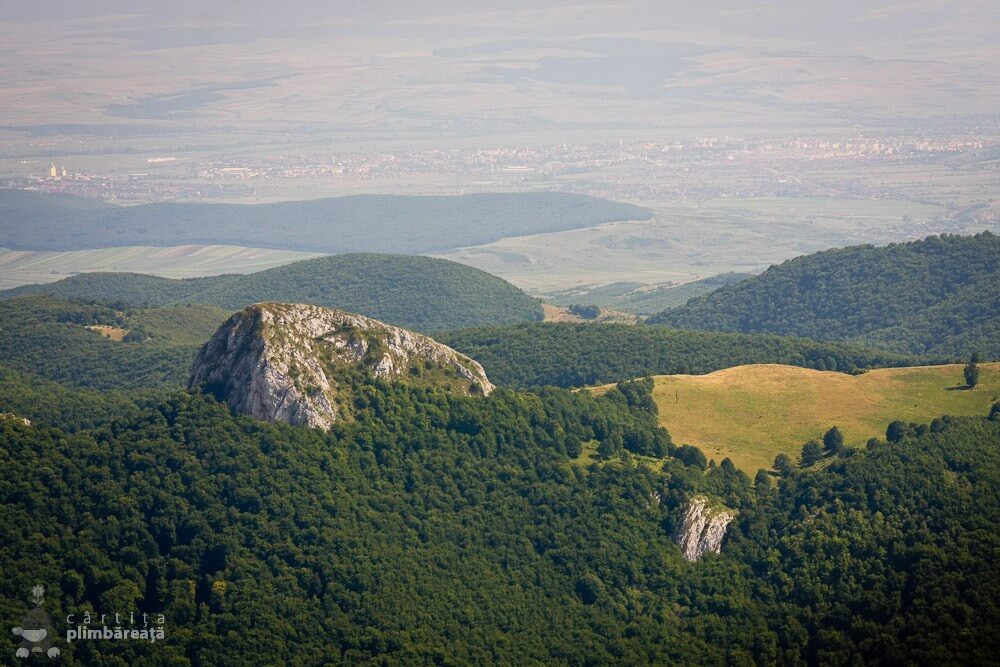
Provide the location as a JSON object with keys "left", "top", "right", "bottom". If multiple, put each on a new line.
{"left": 1, "top": 2, "right": 997, "bottom": 297}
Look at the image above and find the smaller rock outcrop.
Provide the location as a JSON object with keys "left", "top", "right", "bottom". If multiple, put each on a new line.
{"left": 188, "top": 302, "right": 493, "bottom": 429}
{"left": 673, "top": 495, "right": 734, "bottom": 562}
{"left": 0, "top": 412, "right": 31, "bottom": 427}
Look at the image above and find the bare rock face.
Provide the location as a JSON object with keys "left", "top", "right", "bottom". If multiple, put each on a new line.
{"left": 673, "top": 495, "right": 734, "bottom": 562}
{"left": 188, "top": 302, "right": 493, "bottom": 429}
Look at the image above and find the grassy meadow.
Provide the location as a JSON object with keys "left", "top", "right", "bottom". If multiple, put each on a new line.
{"left": 648, "top": 362, "right": 1000, "bottom": 473}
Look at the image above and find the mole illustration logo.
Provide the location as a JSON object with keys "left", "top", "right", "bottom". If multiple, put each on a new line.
{"left": 11, "top": 585, "right": 60, "bottom": 659}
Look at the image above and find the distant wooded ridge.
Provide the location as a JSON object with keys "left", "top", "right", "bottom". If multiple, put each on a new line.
{"left": 651, "top": 232, "right": 1000, "bottom": 358}
{"left": 1, "top": 254, "right": 544, "bottom": 333}
{"left": 0, "top": 189, "right": 652, "bottom": 253}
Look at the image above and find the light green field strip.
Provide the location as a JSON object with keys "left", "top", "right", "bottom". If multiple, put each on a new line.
{"left": 0, "top": 245, "right": 326, "bottom": 289}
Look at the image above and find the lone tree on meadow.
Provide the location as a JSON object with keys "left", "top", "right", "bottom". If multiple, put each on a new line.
{"left": 823, "top": 426, "right": 844, "bottom": 454}
{"left": 964, "top": 353, "right": 980, "bottom": 389}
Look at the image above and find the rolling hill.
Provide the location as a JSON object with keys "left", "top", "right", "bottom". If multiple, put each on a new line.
{"left": 2, "top": 254, "right": 544, "bottom": 332}
{"left": 650, "top": 232, "right": 1000, "bottom": 357}
{"left": 0, "top": 188, "right": 115, "bottom": 222}
{"left": 641, "top": 362, "right": 1000, "bottom": 473}
{"left": 0, "top": 189, "right": 651, "bottom": 254}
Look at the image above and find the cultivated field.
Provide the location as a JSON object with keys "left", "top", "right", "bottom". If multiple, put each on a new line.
{"left": 0, "top": 245, "right": 323, "bottom": 290}
{"left": 650, "top": 362, "right": 1000, "bottom": 473}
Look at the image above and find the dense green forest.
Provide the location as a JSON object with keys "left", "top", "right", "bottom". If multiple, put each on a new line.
{"left": 3, "top": 254, "right": 543, "bottom": 332}
{"left": 0, "top": 189, "right": 651, "bottom": 253}
{"left": 546, "top": 272, "right": 753, "bottom": 316}
{"left": 727, "top": 412, "right": 1000, "bottom": 664}
{"left": 0, "top": 297, "right": 226, "bottom": 389}
{"left": 651, "top": 232, "right": 1000, "bottom": 357}
{"left": 1, "top": 364, "right": 997, "bottom": 664}
{"left": 441, "top": 322, "right": 928, "bottom": 388}
{"left": 0, "top": 188, "right": 115, "bottom": 225}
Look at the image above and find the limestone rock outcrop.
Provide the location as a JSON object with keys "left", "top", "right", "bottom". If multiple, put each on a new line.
{"left": 673, "top": 495, "right": 734, "bottom": 561}
{"left": 189, "top": 302, "right": 493, "bottom": 429}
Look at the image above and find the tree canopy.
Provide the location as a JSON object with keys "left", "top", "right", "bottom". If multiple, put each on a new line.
{"left": 1, "top": 364, "right": 998, "bottom": 664}
{"left": 441, "top": 322, "right": 928, "bottom": 388}
{"left": 652, "top": 232, "right": 1000, "bottom": 358}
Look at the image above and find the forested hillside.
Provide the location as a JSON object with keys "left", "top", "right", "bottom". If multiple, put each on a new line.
{"left": 0, "top": 188, "right": 115, "bottom": 225}
{"left": 0, "top": 297, "right": 226, "bottom": 389}
{"left": 651, "top": 232, "right": 1000, "bottom": 357}
{"left": 1, "top": 365, "right": 997, "bottom": 664}
{"left": 727, "top": 412, "right": 1000, "bottom": 664}
{"left": 0, "top": 189, "right": 651, "bottom": 253}
{"left": 3, "top": 254, "right": 543, "bottom": 332}
{"left": 441, "top": 322, "right": 926, "bottom": 388}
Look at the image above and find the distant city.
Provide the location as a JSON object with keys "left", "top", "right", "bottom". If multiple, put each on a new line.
{"left": 6, "top": 130, "right": 997, "bottom": 207}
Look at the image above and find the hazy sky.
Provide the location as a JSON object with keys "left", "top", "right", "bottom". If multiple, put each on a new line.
{"left": 2, "top": 1, "right": 998, "bottom": 140}
{"left": 6, "top": 1, "right": 996, "bottom": 43}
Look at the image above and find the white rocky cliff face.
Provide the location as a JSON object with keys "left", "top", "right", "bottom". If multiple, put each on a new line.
{"left": 673, "top": 495, "right": 734, "bottom": 562}
{"left": 188, "top": 302, "right": 493, "bottom": 429}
